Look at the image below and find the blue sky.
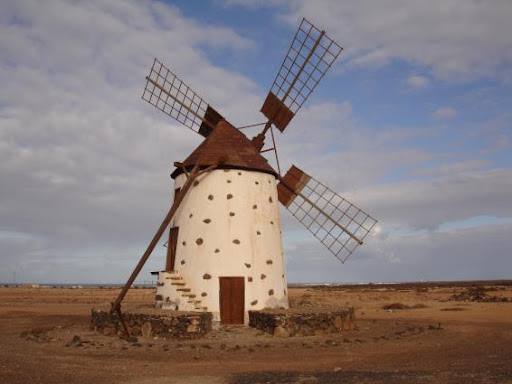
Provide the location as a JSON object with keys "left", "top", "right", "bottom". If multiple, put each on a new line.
{"left": 0, "top": 0, "right": 511, "bottom": 284}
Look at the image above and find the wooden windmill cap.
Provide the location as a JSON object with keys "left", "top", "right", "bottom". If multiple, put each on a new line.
{"left": 171, "top": 121, "right": 278, "bottom": 179}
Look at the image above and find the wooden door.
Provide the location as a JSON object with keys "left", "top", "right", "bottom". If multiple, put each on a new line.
{"left": 165, "top": 227, "right": 179, "bottom": 271}
{"left": 219, "top": 277, "right": 245, "bottom": 324}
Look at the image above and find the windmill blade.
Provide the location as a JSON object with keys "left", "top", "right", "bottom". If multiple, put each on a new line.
{"left": 277, "top": 165, "right": 377, "bottom": 263}
{"left": 142, "top": 58, "right": 227, "bottom": 137}
{"left": 261, "top": 18, "right": 343, "bottom": 132}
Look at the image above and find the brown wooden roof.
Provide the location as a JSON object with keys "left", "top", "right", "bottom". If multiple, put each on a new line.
{"left": 171, "top": 121, "right": 278, "bottom": 179}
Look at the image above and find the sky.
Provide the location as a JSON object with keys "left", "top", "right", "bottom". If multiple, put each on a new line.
{"left": 0, "top": 0, "right": 511, "bottom": 284}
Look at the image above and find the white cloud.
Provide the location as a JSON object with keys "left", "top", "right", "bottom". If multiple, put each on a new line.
{"left": 433, "top": 107, "right": 457, "bottom": 119}
{"left": 357, "top": 168, "right": 512, "bottom": 231}
{"left": 1, "top": 0, "right": 511, "bottom": 284}
{"left": 276, "top": 0, "right": 512, "bottom": 81}
{"left": 285, "top": 221, "right": 512, "bottom": 283}
{"left": 410, "top": 159, "right": 491, "bottom": 177}
{"left": 407, "top": 75, "right": 429, "bottom": 88}
{"left": 0, "top": 0, "right": 262, "bottom": 283}
{"left": 219, "top": 0, "right": 287, "bottom": 8}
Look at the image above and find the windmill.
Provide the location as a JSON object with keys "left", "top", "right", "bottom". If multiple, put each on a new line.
{"left": 110, "top": 18, "right": 377, "bottom": 326}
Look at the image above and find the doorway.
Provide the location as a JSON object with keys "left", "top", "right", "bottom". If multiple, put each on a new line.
{"left": 219, "top": 277, "right": 245, "bottom": 324}
{"left": 165, "top": 226, "right": 179, "bottom": 271}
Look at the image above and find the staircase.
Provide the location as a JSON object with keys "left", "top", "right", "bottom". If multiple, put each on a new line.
{"left": 155, "top": 271, "right": 207, "bottom": 312}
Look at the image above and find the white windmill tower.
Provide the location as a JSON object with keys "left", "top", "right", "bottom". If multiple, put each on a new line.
{"left": 110, "top": 19, "right": 377, "bottom": 325}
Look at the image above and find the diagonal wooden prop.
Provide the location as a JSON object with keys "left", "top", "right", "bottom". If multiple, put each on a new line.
{"left": 110, "top": 163, "right": 217, "bottom": 332}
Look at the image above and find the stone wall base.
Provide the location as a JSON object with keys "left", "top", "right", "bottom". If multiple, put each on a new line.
{"left": 91, "top": 309, "right": 212, "bottom": 340}
{"left": 249, "top": 308, "right": 355, "bottom": 337}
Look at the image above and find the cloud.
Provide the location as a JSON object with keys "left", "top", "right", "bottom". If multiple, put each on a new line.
{"left": 219, "top": 0, "right": 287, "bottom": 9}
{"left": 1, "top": 1, "right": 511, "bottom": 285}
{"left": 433, "top": 107, "right": 457, "bottom": 119}
{"left": 0, "top": 0, "right": 262, "bottom": 283}
{"left": 407, "top": 75, "right": 429, "bottom": 88}
{"left": 285, "top": 221, "right": 512, "bottom": 283}
{"left": 275, "top": 0, "right": 512, "bottom": 82}
{"left": 342, "top": 167, "right": 512, "bottom": 236}
{"left": 410, "top": 159, "right": 491, "bottom": 177}
{"left": 494, "top": 134, "right": 509, "bottom": 149}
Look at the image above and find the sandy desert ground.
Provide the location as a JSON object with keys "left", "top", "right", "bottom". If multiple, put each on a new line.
{"left": 1, "top": 281, "right": 511, "bottom": 384}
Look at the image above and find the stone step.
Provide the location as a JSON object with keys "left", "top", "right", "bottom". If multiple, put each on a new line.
{"left": 165, "top": 276, "right": 183, "bottom": 280}
{"left": 156, "top": 271, "right": 207, "bottom": 313}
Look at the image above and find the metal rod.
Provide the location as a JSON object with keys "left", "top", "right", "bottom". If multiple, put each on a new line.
{"left": 236, "top": 122, "right": 267, "bottom": 130}
{"left": 270, "top": 125, "right": 281, "bottom": 175}
{"left": 145, "top": 76, "right": 216, "bottom": 131}
{"left": 110, "top": 164, "right": 216, "bottom": 314}
{"left": 278, "top": 176, "right": 363, "bottom": 245}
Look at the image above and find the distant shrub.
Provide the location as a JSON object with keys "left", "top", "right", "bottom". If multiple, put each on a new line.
{"left": 382, "top": 303, "right": 428, "bottom": 310}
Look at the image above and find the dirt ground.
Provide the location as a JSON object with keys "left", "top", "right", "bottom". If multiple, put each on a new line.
{"left": 1, "top": 281, "right": 511, "bottom": 384}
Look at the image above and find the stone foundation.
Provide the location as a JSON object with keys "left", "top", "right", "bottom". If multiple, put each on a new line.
{"left": 91, "top": 309, "right": 212, "bottom": 340}
{"left": 249, "top": 308, "right": 355, "bottom": 337}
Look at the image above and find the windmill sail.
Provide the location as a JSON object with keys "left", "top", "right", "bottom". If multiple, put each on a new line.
{"left": 261, "top": 18, "right": 343, "bottom": 132}
{"left": 277, "top": 165, "right": 377, "bottom": 263}
{"left": 142, "top": 58, "right": 227, "bottom": 137}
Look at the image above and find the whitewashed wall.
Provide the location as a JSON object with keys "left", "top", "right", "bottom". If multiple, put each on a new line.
{"left": 165, "top": 168, "right": 289, "bottom": 321}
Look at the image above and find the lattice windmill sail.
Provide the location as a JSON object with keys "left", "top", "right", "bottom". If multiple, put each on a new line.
{"left": 112, "top": 18, "right": 377, "bottom": 325}
{"left": 261, "top": 18, "right": 343, "bottom": 132}
{"left": 277, "top": 166, "right": 377, "bottom": 263}
{"left": 142, "top": 58, "right": 228, "bottom": 137}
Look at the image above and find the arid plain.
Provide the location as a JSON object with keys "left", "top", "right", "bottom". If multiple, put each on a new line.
{"left": 1, "top": 281, "right": 511, "bottom": 384}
